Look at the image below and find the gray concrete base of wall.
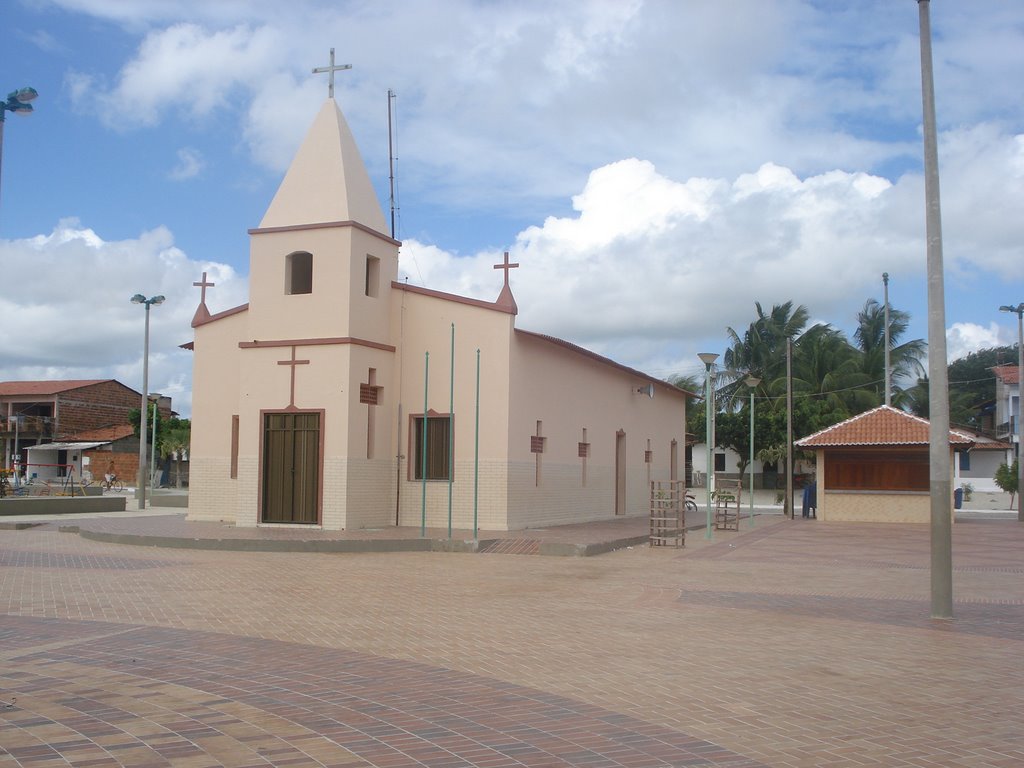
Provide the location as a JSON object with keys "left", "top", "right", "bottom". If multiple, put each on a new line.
{"left": 0, "top": 496, "right": 127, "bottom": 516}
{"left": 150, "top": 494, "right": 189, "bottom": 508}
{"left": 135, "top": 490, "right": 189, "bottom": 508}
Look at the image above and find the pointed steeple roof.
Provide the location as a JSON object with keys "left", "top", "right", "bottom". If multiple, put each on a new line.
{"left": 259, "top": 99, "right": 387, "bottom": 234}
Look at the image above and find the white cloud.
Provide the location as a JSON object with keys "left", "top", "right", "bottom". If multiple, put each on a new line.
{"left": 55, "top": 1, "right": 1024, "bottom": 215}
{"left": 7, "top": 0, "right": 1023, "bottom": 400}
{"left": 398, "top": 124, "right": 1024, "bottom": 377}
{"left": 946, "top": 322, "right": 1010, "bottom": 363}
{"left": 70, "top": 23, "right": 284, "bottom": 129}
{"left": 0, "top": 220, "right": 247, "bottom": 417}
{"left": 168, "top": 147, "right": 204, "bottom": 180}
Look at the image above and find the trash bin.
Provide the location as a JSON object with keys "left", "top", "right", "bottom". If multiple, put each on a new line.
{"left": 954, "top": 487, "right": 963, "bottom": 509}
{"left": 801, "top": 481, "right": 817, "bottom": 518}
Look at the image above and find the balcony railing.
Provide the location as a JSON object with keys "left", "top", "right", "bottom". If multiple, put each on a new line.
{"left": 996, "top": 417, "right": 1019, "bottom": 439}
{"left": 0, "top": 415, "right": 55, "bottom": 436}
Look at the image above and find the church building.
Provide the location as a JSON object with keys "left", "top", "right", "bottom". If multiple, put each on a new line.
{"left": 187, "top": 93, "right": 690, "bottom": 532}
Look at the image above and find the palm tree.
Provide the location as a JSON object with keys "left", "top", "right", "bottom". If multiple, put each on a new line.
{"left": 791, "top": 324, "right": 875, "bottom": 418}
{"left": 853, "top": 298, "right": 926, "bottom": 405}
{"left": 720, "top": 301, "right": 810, "bottom": 409}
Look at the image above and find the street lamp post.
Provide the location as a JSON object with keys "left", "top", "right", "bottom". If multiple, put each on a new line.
{"left": 698, "top": 353, "right": 719, "bottom": 540}
{"left": 0, "top": 87, "right": 39, "bottom": 220}
{"left": 999, "top": 302, "right": 1024, "bottom": 521}
{"left": 131, "top": 294, "right": 165, "bottom": 510}
{"left": 745, "top": 375, "right": 761, "bottom": 526}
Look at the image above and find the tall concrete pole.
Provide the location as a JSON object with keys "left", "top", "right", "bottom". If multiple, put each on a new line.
{"left": 883, "top": 272, "right": 891, "bottom": 407}
{"left": 1018, "top": 308, "right": 1023, "bottom": 520}
{"left": 918, "top": 0, "right": 953, "bottom": 619}
{"left": 138, "top": 303, "right": 151, "bottom": 511}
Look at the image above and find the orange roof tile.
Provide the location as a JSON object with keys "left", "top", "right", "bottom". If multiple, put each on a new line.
{"left": 64, "top": 424, "right": 135, "bottom": 443}
{"left": 992, "top": 365, "right": 1019, "bottom": 385}
{"left": 796, "top": 405, "right": 974, "bottom": 448}
{"left": 0, "top": 380, "right": 113, "bottom": 397}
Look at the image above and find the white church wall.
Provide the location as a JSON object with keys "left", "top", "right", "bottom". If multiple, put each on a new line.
{"left": 390, "top": 286, "right": 516, "bottom": 529}
{"left": 248, "top": 228, "right": 356, "bottom": 342}
{"left": 506, "top": 331, "right": 687, "bottom": 527}
{"left": 188, "top": 308, "right": 247, "bottom": 523}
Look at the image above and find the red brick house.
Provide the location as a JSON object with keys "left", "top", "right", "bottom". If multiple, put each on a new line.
{"left": 796, "top": 405, "right": 974, "bottom": 523}
{"left": 0, "top": 380, "right": 147, "bottom": 475}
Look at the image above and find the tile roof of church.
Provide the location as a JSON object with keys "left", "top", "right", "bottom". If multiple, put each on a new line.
{"left": 796, "top": 405, "right": 974, "bottom": 448}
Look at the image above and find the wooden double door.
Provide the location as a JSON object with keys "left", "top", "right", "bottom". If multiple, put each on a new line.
{"left": 261, "top": 412, "right": 320, "bottom": 524}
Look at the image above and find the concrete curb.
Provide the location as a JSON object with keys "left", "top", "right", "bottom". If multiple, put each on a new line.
{"left": 70, "top": 527, "right": 437, "bottom": 553}
{"left": 1, "top": 496, "right": 127, "bottom": 516}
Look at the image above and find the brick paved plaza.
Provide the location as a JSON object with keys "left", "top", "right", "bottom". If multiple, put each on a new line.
{"left": 1, "top": 513, "right": 1022, "bottom": 767}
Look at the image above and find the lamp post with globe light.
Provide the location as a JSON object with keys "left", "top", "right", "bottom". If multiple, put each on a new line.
{"left": 697, "top": 353, "right": 718, "bottom": 539}
{"left": 745, "top": 375, "right": 761, "bottom": 526}
{"left": 131, "top": 294, "right": 165, "bottom": 510}
{"left": 999, "top": 302, "right": 1024, "bottom": 521}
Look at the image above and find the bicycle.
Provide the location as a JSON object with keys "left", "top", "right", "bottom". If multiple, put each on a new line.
{"left": 684, "top": 491, "right": 698, "bottom": 516}
{"left": 99, "top": 474, "right": 125, "bottom": 493}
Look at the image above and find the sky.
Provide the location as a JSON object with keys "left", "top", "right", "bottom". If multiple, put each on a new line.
{"left": 1, "top": 0, "right": 1022, "bottom": 418}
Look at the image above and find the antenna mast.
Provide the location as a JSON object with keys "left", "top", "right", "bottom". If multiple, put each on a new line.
{"left": 387, "top": 89, "right": 397, "bottom": 239}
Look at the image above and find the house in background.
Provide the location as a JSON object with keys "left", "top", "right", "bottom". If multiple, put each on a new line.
{"left": 796, "top": 405, "right": 974, "bottom": 523}
{"left": 1, "top": 380, "right": 139, "bottom": 470}
{"left": 951, "top": 426, "right": 1013, "bottom": 492}
{"left": 1, "top": 380, "right": 173, "bottom": 483}
{"left": 187, "top": 95, "right": 692, "bottom": 532}
{"left": 992, "top": 364, "right": 1020, "bottom": 463}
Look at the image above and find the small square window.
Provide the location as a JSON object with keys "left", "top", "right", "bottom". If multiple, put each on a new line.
{"left": 365, "top": 255, "right": 380, "bottom": 297}
{"left": 286, "top": 251, "right": 312, "bottom": 294}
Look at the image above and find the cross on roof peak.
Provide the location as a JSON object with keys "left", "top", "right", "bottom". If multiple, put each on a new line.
{"left": 312, "top": 48, "right": 352, "bottom": 99}
{"left": 193, "top": 271, "right": 214, "bottom": 305}
{"left": 493, "top": 251, "right": 519, "bottom": 289}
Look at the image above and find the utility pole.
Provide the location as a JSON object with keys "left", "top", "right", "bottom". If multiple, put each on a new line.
{"left": 883, "top": 272, "right": 891, "bottom": 407}
{"left": 918, "top": 0, "right": 953, "bottom": 619}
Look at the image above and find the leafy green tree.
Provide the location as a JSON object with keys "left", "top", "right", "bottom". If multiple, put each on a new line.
{"left": 159, "top": 421, "right": 191, "bottom": 489}
{"left": 995, "top": 459, "right": 1019, "bottom": 510}
{"left": 948, "top": 346, "right": 1017, "bottom": 429}
{"left": 128, "top": 402, "right": 162, "bottom": 444}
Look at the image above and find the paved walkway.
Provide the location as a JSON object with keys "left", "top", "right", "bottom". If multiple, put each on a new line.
{"left": 1, "top": 513, "right": 1023, "bottom": 767}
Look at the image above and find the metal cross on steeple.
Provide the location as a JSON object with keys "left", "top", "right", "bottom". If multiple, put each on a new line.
{"left": 312, "top": 48, "right": 352, "bottom": 98}
{"left": 193, "top": 272, "right": 214, "bottom": 305}
{"left": 493, "top": 251, "right": 519, "bottom": 289}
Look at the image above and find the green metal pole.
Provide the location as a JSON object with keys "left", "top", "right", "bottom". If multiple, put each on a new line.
{"left": 749, "top": 388, "right": 756, "bottom": 527}
{"left": 474, "top": 348, "right": 480, "bottom": 540}
{"left": 448, "top": 323, "right": 454, "bottom": 540}
{"left": 421, "top": 351, "right": 428, "bottom": 537}
{"left": 705, "top": 362, "right": 714, "bottom": 540}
